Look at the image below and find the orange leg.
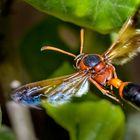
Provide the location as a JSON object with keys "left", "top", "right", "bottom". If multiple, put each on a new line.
{"left": 112, "top": 66, "right": 118, "bottom": 79}
{"left": 109, "top": 85, "right": 114, "bottom": 95}
{"left": 107, "top": 64, "right": 118, "bottom": 92}
{"left": 89, "top": 78, "right": 120, "bottom": 103}
{"left": 108, "top": 63, "right": 118, "bottom": 79}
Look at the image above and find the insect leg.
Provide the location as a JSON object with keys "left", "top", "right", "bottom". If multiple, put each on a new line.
{"left": 110, "top": 65, "right": 118, "bottom": 94}
{"left": 89, "top": 78, "right": 120, "bottom": 103}
{"left": 108, "top": 63, "right": 118, "bottom": 78}
{"left": 112, "top": 66, "right": 118, "bottom": 79}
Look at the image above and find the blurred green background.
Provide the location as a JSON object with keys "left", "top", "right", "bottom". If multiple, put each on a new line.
{"left": 0, "top": 0, "right": 140, "bottom": 140}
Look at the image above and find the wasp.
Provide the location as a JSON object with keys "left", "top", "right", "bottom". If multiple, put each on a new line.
{"left": 12, "top": 7, "right": 140, "bottom": 109}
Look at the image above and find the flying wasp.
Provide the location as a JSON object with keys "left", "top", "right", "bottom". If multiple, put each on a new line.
{"left": 12, "top": 6, "right": 140, "bottom": 109}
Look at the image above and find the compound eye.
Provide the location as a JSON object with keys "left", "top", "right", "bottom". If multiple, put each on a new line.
{"left": 84, "top": 55, "right": 101, "bottom": 67}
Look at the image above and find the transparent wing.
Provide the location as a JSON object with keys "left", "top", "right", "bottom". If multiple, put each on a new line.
{"left": 103, "top": 6, "right": 140, "bottom": 65}
{"left": 11, "top": 72, "right": 89, "bottom": 107}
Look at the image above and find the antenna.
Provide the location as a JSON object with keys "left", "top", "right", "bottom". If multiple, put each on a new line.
{"left": 80, "top": 29, "right": 85, "bottom": 54}
{"left": 41, "top": 46, "right": 76, "bottom": 58}
{"left": 41, "top": 29, "right": 85, "bottom": 57}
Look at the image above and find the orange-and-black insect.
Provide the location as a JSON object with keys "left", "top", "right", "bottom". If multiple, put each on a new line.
{"left": 12, "top": 7, "right": 140, "bottom": 109}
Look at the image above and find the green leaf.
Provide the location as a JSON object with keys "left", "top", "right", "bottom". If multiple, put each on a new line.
{"left": 0, "top": 126, "right": 16, "bottom": 140}
{"left": 43, "top": 100, "right": 125, "bottom": 140}
{"left": 24, "top": 0, "right": 139, "bottom": 33}
{"left": 50, "top": 61, "right": 75, "bottom": 78}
